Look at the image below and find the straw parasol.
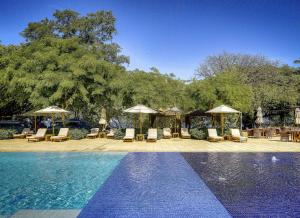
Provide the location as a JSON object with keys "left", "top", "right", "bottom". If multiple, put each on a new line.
{"left": 34, "top": 106, "right": 71, "bottom": 134}
{"left": 206, "top": 105, "right": 241, "bottom": 135}
{"left": 255, "top": 107, "right": 264, "bottom": 127}
{"left": 295, "top": 108, "right": 300, "bottom": 126}
{"left": 124, "top": 104, "right": 157, "bottom": 134}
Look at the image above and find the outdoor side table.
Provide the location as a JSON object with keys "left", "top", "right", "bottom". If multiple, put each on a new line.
{"left": 241, "top": 131, "right": 248, "bottom": 138}
{"left": 224, "top": 135, "right": 232, "bottom": 141}
{"left": 45, "top": 134, "right": 53, "bottom": 141}
{"left": 172, "top": 133, "right": 179, "bottom": 138}
{"left": 136, "top": 134, "right": 144, "bottom": 141}
{"left": 99, "top": 132, "right": 107, "bottom": 138}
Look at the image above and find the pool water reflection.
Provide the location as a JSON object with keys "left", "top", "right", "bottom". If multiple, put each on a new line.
{"left": 182, "top": 152, "right": 300, "bottom": 217}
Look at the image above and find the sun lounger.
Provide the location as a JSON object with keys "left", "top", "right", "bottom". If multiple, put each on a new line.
{"left": 163, "top": 128, "right": 172, "bottom": 139}
{"left": 13, "top": 128, "right": 31, "bottom": 139}
{"left": 280, "top": 131, "right": 289, "bottom": 142}
{"left": 107, "top": 129, "right": 115, "bottom": 139}
{"left": 27, "top": 128, "right": 47, "bottom": 142}
{"left": 123, "top": 128, "right": 135, "bottom": 142}
{"left": 147, "top": 128, "right": 157, "bottom": 142}
{"left": 181, "top": 128, "right": 191, "bottom": 139}
{"left": 230, "top": 128, "right": 247, "bottom": 142}
{"left": 207, "top": 128, "right": 224, "bottom": 142}
{"left": 87, "top": 128, "right": 99, "bottom": 139}
{"left": 50, "top": 128, "right": 69, "bottom": 142}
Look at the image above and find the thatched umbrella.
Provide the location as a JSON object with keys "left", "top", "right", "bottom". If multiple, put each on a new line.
{"left": 255, "top": 107, "right": 264, "bottom": 127}
{"left": 124, "top": 104, "right": 157, "bottom": 134}
{"left": 295, "top": 108, "right": 300, "bottom": 126}
{"left": 34, "top": 106, "right": 71, "bottom": 134}
{"left": 206, "top": 105, "right": 241, "bottom": 135}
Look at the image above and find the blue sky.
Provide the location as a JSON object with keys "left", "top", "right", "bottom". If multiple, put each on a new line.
{"left": 0, "top": 0, "right": 299, "bottom": 79}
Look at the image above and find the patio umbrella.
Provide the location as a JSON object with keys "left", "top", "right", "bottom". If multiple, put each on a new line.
{"left": 255, "top": 107, "right": 264, "bottom": 127}
{"left": 124, "top": 104, "right": 157, "bottom": 134}
{"left": 34, "top": 106, "right": 71, "bottom": 134}
{"left": 99, "top": 108, "right": 107, "bottom": 131}
{"left": 295, "top": 108, "right": 300, "bottom": 126}
{"left": 206, "top": 105, "right": 241, "bottom": 135}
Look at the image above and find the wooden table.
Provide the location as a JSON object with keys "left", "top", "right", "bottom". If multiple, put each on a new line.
{"left": 99, "top": 132, "right": 107, "bottom": 138}
{"left": 172, "top": 133, "right": 179, "bottom": 138}
{"left": 45, "top": 134, "right": 53, "bottom": 141}
{"left": 136, "top": 134, "right": 144, "bottom": 141}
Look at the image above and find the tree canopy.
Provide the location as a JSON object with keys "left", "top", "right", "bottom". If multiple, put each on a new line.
{"left": 1, "top": 9, "right": 300, "bottom": 127}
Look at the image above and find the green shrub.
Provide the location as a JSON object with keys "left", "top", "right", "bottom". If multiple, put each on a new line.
{"left": 69, "top": 128, "right": 88, "bottom": 140}
{"left": 0, "top": 129, "right": 16, "bottom": 140}
{"left": 114, "top": 128, "right": 125, "bottom": 140}
{"left": 190, "top": 128, "right": 207, "bottom": 140}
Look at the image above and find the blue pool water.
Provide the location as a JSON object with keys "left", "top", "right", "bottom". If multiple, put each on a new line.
{"left": 1, "top": 152, "right": 300, "bottom": 217}
{"left": 182, "top": 152, "right": 300, "bottom": 217}
{"left": 0, "top": 152, "right": 125, "bottom": 217}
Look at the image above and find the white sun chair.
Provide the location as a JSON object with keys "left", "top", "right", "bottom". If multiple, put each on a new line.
{"left": 123, "top": 128, "right": 135, "bottom": 142}
{"left": 208, "top": 128, "right": 224, "bottom": 142}
{"left": 107, "top": 129, "right": 116, "bottom": 139}
{"left": 163, "top": 128, "right": 172, "bottom": 139}
{"left": 231, "top": 128, "right": 247, "bottom": 142}
{"left": 86, "top": 128, "right": 99, "bottom": 139}
{"left": 50, "top": 128, "right": 69, "bottom": 142}
{"left": 181, "top": 128, "right": 191, "bottom": 139}
{"left": 147, "top": 128, "right": 157, "bottom": 142}
{"left": 13, "top": 128, "right": 31, "bottom": 139}
{"left": 27, "top": 128, "right": 47, "bottom": 142}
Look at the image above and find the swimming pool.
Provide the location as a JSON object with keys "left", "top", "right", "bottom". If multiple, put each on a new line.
{"left": 182, "top": 152, "right": 300, "bottom": 217}
{"left": 1, "top": 152, "right": 300, "bottom": 217}
{"left": 0, "top": 152, "right": 125, "bottom": 217}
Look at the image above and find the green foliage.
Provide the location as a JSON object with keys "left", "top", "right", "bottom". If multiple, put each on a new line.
{"left": 113, "top": 128, "right": 125, "bottom": 140}
{"left": 190, "top": 128, "right": 207, "bottom": 140}
{"left": 1, "top": 9, "right": 300, "bottom": 129}
{"left": 187, "top": 70, "right": 253, "bottom": 113}
{"left": 113, "top": 69, "right": 194, "bottom": 112}
{"left": 21, "top": 9, "right": 116, "bottom": 44}
{"left": 0, "top": 129, "right": 16, "bottom": 140}
{"left": 68, "top": 128, "right": 88, "bottom": 140}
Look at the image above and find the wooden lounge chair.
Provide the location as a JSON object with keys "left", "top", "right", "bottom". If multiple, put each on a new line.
{"left": 13, "top": 128, "right": 31, "bottom": 139}
{"left": 253, "top": 128, "right": 262, "bottom": 138}
{"left": 181, "top": 128, "right": 191, "bottom": 139}
{"left": 107, "top": 129, "right": 116, "bottom": 139}
{"left": 27, "top": 128, "right": 47, "bottom": 142}
{"left": 123, "top": 128, "right": 135, "bottom": 142}
{"left": 163, "top": 128, "right": 172, "bottom": 139}
{"left": 265, "top": 128, "right": 274, "bottom": 139}
{"left": 280, "top": 131, "right": 289, "bottom": 142}
{"left": 87, "top": 128, "right": 99, "bottom": 139}
{"left": 147, "top": 128, "right": 157, "bottom": 142}
{"left": 207, "top": 128, "right": 224, "bottom": 142}
{"left": 230, "top": 128, "right": 247, "bottom": 143}
{"left": 50, "top": 128, "right": 69, "bottom": 142}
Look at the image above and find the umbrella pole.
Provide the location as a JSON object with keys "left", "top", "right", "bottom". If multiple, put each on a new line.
{"left": 52, "top": 113, "right": 55, "bottom": 135}
{"left": 240, "top": 113, "right": 242, "bottom": 130}
{"left": 62, "top": 113, "right": 65, "bottom": 127}
{"left": 139, "top": 113, "right": 142, "bottom": 134}
{"left": 221, "top": 113, "right": 224, "bottom": 135}
{"left": 34, "top": 115, "right": 37, "bottom": 132}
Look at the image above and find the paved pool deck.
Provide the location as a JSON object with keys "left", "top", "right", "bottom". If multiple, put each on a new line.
{"left": 78, "top": 153, "right": 231, "bottom": 218}
{"left": 0, "top": 137, "right": 299, "bottom": 152}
